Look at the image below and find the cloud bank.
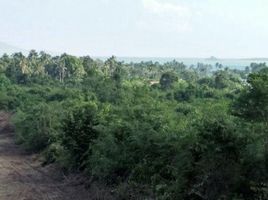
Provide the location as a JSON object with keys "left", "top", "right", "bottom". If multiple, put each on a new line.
{"left": 142, "top": 0, "right": 192, "bottom": 32}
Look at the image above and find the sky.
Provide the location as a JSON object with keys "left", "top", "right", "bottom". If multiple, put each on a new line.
{"left": 0, "top": 0, "right": 268, "bottom": 58}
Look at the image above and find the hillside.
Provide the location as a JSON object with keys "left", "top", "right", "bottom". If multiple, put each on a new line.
{"left": 0, "top": 42, "right": 28, "bottom": 55}
{"left": 0, "top": 52, "right": 267, "bottom": 199}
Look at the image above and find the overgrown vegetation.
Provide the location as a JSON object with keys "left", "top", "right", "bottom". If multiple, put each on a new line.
{"left": 0, "top": 51, "right": 267, "bottom": 199}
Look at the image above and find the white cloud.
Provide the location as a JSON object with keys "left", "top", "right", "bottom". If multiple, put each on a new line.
{"left": 142, "top": 0, "right": 192, "bottom": 32}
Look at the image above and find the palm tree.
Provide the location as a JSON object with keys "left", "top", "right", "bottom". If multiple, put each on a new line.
{"left": 57, "top": 55, "right": 67, "bottom": 82}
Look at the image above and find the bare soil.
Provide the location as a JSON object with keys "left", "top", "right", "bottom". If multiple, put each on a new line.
{"left": 0, "top": 112, "right": 97, "bottom": 200}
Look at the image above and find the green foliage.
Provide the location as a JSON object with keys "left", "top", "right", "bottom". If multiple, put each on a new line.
{"left": 13, "top": 103, "right": 61, "bottom": 152}
{"left": 234, "top": 68, "right": 268, "bottom": 122}
{"left": 62, "top": 102, "right": 100, "bottom": 168}
{"left": 160, "top": 72, "right": 178, "bottom": 89}
{"left": 1, "top": 51, "right": 267, "bottom": 199}
{"left": 0, "top": 73, "right": 11, "bottom": 88}
{"left": 250, "top": 62, "right": 267, "bottom": 73}
{"left": 191, "top": 115, "right": 248, "bottom": 199}
{"left": 174, "top": 84, "right": 196, "bottom": 102}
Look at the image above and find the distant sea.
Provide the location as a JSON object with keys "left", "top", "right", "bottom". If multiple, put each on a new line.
{"left": 99, "top": 57, "right": 268, "bottom": 70}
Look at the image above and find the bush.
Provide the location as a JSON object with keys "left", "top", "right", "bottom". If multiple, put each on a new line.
{"left": 62, "top": 102, "right": 100, "bottom": 169}
{"left": 13, "top": 103, "right": 61, "bottom": 152}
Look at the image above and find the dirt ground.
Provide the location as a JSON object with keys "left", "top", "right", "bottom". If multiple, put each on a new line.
{"left": 0, "top": 112, "right": 99, "bottom": 200}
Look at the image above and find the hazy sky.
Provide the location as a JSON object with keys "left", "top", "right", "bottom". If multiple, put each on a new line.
{"left": 0, "top": 0, "right": 268, "bottom": 58}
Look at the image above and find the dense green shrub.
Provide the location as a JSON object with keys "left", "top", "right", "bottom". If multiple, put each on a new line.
{"left": 13, "top": 103, "right": 61, "bottom": 152}
{"left": 62, "top": 102, "right": 100, "bottom": 168}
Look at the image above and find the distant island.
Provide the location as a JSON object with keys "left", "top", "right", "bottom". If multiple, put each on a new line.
{"left": 207, "top": 56, "right": 218, "bottom": 60}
